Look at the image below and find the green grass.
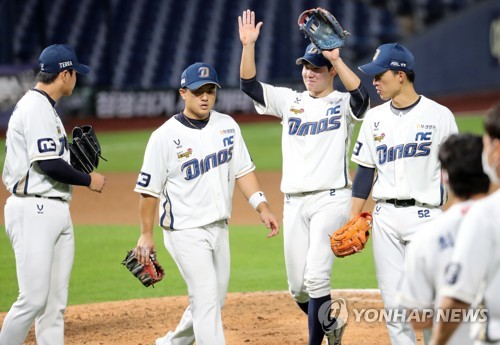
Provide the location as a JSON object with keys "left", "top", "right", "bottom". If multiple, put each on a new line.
{"left": 0, "top": 224, "right": 377, "bottom": 311}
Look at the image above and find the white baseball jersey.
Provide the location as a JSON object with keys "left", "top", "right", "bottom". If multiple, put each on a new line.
{"left": 398, "top": 201, "right": 476, "bottom": 345}
{"left": 352, "top": 96, "right": 458, "bottom": 206}
{"left": 134, "top": 111, "right": 255, "bottom": 230}
{"left": 254, "top": 82, "right": 363, "bottom": 193}
{"left": 2, "top": 90, "right": 72, "bottom": 200}
{"left": 441, "top": 190, "right": 500, "bottom": 342}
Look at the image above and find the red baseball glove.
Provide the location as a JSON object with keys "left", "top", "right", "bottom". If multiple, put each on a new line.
{"left": 330, "top": 212, "right": 373, "bottom": 257}
{"left": 122, "top": 250, "right": 165, "bottom": 287}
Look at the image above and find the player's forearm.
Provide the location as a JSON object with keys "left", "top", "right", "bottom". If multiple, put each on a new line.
{"left": 332, "top": 58, "right": 362, "bottom": 92}
{"left": 431, "top": 297, "right": 470, "bottom": 345}
{"left": 350, "top": 197, "right": 367, "bottom": 219}
{"left": 139, "top": 193, "right": 159, "bottom": 236}
{"left": 240, "top": 44, "right": 257, "bottom": 79}
{"left": 236, "top": 172, "right": 268, "bottom": 211}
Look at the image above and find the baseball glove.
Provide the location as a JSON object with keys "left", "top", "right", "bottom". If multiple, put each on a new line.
{"left": 68, "top": 125, "right": 106, "bottom": 174}
{"left": 298, "top": 8, "right": 349, "bottom": 50}
{"left": 330, "top": 212, "right": 373, "bottom": 258}
{"left": 121, "top": 250, "right": 165, "bottom": 287}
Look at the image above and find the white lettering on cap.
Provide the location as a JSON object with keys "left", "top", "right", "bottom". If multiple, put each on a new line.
{"left": 390, "top": 61, "right": 407, "bottom": 68}
{"left": 372, "top": 49, "right": 380, "bottom": 61}
{"left": 59, "top": 61, "right": 73, "bottom": 68}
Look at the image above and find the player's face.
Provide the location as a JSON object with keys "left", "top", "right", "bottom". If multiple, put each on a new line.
{"left": 180, "top": 84, "right": 217, "bottom": 119}
{"left": 483, "top": 134, "right": 500, "bottom": 168}
{"left": 60, "top": 69, "right": 77, "bottom": 96}
{"left": 373, "top": 70, "right": 402, "bottom": 101}
{"left": 301, "top": 63, "right": 335, "bottom": 97}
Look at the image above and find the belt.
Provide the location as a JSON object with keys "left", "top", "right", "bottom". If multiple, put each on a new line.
{"left": 384, "top": 198, "right": 417, "bottom": 207}
{"left": 35, "top": 195, "right": 65, "bottom": 202}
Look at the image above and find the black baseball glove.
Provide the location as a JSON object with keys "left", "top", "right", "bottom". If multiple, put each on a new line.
{"left": 68, "top": 125, "right": 106, "bottom": 174}
{"left": 298, "top": 8, "right": 349, "bottom": 50}
{"left": 122, "top": 250, "right": 165, "bottom": 287}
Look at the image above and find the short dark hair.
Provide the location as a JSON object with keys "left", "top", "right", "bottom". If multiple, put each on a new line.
{"left": 438, "top": 133, "right": 490, "bottom": 199}
{"left": 36, "top": 69, "right": 73, "bottom": 84}
{"left": 484, "top": 102, "right": 500, "bottom": 139}
{"left": 36, "top": 71, "right": 59, "bottom": 84}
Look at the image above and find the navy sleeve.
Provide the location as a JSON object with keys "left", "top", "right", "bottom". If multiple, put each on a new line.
{"left": 240, "top": 76, "right": 265, "bottom": 106}
{"left": 352, "top": 165, "right": 375, "bottom": 199}
{"left": 37, "top": 159, "right": 91, "bottom": 186}
{"left": 349, "top": 83, "right": 370, "bottom": 119}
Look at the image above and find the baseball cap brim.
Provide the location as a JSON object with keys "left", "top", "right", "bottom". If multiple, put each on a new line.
{"left": 358, "top": 62, "right": 389, "bottom": 76}
{"left": 184, "top": 80, "right": 221, "bottom": 90}
{"left": 295, "top": 56, "right": 329, "bottom": 68}
{"left": 73, "top": 63, "right": 90, "bottom": 75}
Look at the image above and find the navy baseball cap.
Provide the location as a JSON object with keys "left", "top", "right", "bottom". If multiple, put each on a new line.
{"left": 358, "top": 43, "right": 414, "bottom": 76}
{"left": 295, "top": 43, "right": 332, "bottom": 68}
{"left": 39, "top": 44, "right": 90, "bottom": 75}
{"left": 180, "top": 62, "right": 221, "bottom": 90}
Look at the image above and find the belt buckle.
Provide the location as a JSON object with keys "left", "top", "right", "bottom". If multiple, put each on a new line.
{"left": 395, "top": 199, "right": 413, "bottom": 207}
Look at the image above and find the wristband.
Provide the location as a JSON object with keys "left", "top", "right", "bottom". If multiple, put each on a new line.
{"left": 249, "top": 191, "right": 268, "bottom": 210}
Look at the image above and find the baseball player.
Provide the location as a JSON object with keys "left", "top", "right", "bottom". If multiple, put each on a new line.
{"left": 133, "top": 62, "right": 280, "bottom": 345}
{"left": 238, "top": 9, "right": 370, "bottom": 345}
{"left": 349, "top": 42, "right": 458, "bottom": 344}
{"left": 432, "top": 103, "right": 500, "bottom": 345}
{"left": 0, "top": 44, "right": 106, "bottom": 345}
{"left": 398, "top": 134, "right": 489, "bottom": 345}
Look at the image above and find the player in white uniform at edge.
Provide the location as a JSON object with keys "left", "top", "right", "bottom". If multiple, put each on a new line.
{"left": 349, "top": 43, "right": 458, "bottom": 344}
{"left": 0, "top": 44, "right": 106, "bottom": 345}
{"left": 398, "top": 134, "right": 489, "bottom": 345}
{"left": 432, "top": 103, "right": 500, "bottom": 345}
{"left": 238, "top": 10, "right": 370, "bottom": 345}
{"left": 133, "top": 62, "right": 279, "bottom": 345}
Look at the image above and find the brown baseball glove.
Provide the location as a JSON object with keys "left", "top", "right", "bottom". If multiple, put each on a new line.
{"left": 122, "top": 250, "right": 165, "bottom": 287}
{"left": 330, "top": 212, "right": 373, "bottom": 257}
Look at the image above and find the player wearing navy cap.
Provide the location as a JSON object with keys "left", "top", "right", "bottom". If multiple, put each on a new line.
{"left": 350, "top": 42, "right": 458, "bottom": 344}
{"left": 1, "top": 44, "right": 105, "bottom": 345}
{"left": 134, "top": 62, "right": 279, "bottom": 345}
{"left": 238, "top": 9, "right": 370, "bottom": 345}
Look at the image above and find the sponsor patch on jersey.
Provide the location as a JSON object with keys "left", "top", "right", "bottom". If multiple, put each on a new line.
{"left": 177, "top": 148, "right": 193, "bottom": 159}
{"left": 37, "top": 138, "right": 57, "bottom": 153}
{"left": 374, "top": 133, "right": 385, "bottom": 142}
{"left": 416, "top": 124, "right": 437, "bottom": 131}
{"left": 220, "top": 129, "right": 235, "bottom": 135}
{"left": 289, "top": 107, "right": 304, "bottom": 115}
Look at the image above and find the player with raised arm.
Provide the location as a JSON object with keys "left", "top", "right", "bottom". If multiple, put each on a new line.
{"left": 0, "top": 44, "right": 106, "bottom": 345}
{"left": 133, "top": 62, "right": 279, "bottom": 345}
{"left": 239, "top": 9, "right": 369, "bottom": 345}
{"left": 398, "top": 134, "right": 489, "bottom": 345}
{"left": 349, "top": 42, "right": 458, "bottom": 344}
{"left": 432, "top": 103, "right": 500, "bottom": 345}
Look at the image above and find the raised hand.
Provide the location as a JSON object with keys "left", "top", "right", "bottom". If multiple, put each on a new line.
{"left": 238, "top": 9, "right": 263, "bottom": 46}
